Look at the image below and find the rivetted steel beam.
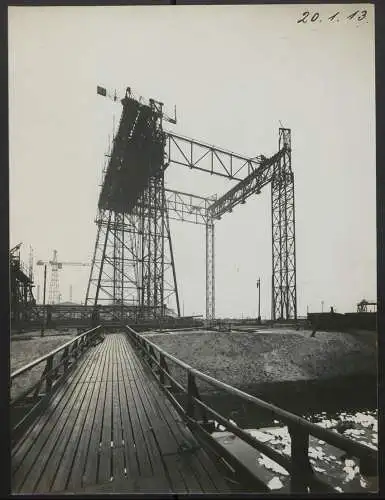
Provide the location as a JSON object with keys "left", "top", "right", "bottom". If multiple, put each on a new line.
{"left": 207, "top": 148, "right": 286, "bottom": 219}
{"left": 164, "top": 188, "right": 216, "bottom": 225}
{"left": 165, "top": 132, "right": 263, "bottom": 180}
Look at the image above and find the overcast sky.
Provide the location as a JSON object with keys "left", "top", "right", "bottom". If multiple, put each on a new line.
{"left": 9, "top": 4, "right": 375, "bottom": 318}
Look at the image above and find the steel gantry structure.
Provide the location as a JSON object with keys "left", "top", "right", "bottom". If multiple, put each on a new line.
{"left": 86, "top": 85, "right": 297, "bottom": 321}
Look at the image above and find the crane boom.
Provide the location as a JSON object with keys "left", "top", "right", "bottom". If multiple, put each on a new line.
{"left": 57, "top": 262, "right": 90, "bottom": 267}
{"left": 36, "top": 260, "right": 90, "bottom": 267}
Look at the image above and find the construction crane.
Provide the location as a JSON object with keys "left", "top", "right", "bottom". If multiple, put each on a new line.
{"left": 36, "top": 250, "right": 90, "bottom": 304}
{"left": 36, "top": 260, "right": 90, "bottom": 268}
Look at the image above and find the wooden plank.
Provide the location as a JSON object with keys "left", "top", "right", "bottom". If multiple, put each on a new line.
{"left": 117, "top": 337, "right": 153, "bottom": 479}
{"left": 120, "top": 338, "right": 190, "bottom": 493}
{"left": 98, "top": 338, "right": 114, "bottom": 484}
{"left": 49, "top": 340, "right": 110, "bottom": 492}
{"left": 110, "top": 336, "right": 128, "bottom": 483}
{"left": 126, "top": 342, "right": 206, "bottom": 493}
{"left": 136, "top": 474, "right": 173, "bottom": 494}
{"left": 33, "top": 350, "right": 102, "bottom": 493}
{"left": 65, "top": 338, "right": 111, "bottom": 492}
{"left": 176, "top": 420, "right": 229, "bottom": 492}
{"left": 114, "top": 336, "right": 140, "bottom": 481}
{"left": 125, "top": 335, "right": 230, "bottom": 492}
{"left": 16, "top": 376, "right": 90, "bottom": 493}
{"left": 120, "top": 338, "right": 169, "bottom": 484}
{"left": 12, "top": 348, "right": 101, "bottom": 493}
{"left": 12, "top": 345, "right": 100, "bottom": 461}
{"left": 81, "top": 337, "right": 112, "bottom": 487}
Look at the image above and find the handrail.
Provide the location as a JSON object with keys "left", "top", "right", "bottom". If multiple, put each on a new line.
{"left": 125, "top": 325, "right": 377, "bottom": 493}
{"left": 11, "top": 325, "right": 103, "bottom": 443}
{"left": 11, "top": 325, "right": 102, "bottom": 379}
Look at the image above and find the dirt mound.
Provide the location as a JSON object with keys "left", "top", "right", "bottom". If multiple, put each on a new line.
{"left": 147, "top": 329, "right": 377, "bottom": 392}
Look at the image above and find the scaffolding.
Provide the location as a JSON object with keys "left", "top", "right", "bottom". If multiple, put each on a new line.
{"left": 87, "top": 85, "right": 297, "bottom": 322}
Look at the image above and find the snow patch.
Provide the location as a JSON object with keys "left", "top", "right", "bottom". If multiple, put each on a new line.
{"left": 246, "top": 429, "right": 272, "bottom": 443}
{"left": 257, "top": 455, "right": 289, "bottom": 476}
{"left": 267, "top": 477, "right": 283, "bottom": 490}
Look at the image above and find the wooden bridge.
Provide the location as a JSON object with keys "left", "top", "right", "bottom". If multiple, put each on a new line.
{"left": 11, "top": 326, "right": 378, "bottom": 494}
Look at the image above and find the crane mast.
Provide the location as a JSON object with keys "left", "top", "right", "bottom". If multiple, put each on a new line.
{"left": 36, "top": 250, "right": 90, "bottom": 304}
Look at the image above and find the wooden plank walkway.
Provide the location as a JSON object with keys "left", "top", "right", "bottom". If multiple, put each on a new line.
{"left": 11, "top": 333, "right": 231, "bottom": 494}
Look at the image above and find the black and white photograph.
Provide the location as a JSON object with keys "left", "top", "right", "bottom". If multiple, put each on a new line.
{"left": 9, "top": 3, "right": 377, "bottom": 494}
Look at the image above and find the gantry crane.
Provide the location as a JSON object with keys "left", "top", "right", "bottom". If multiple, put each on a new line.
{"left": 37, "top": 250, "right": 90, "bottom": 304}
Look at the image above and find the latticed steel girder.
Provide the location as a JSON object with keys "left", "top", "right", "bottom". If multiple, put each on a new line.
{"left": 207, "top": 148, "right": 286, "bottom": 219}
{"left": 91, "top": 84, "right": 297, "bottom": 322}
{"left": 164, "top": 189, "right": 216, "bottom": 225}
{"left": 123, "top": 188, "right": 214, "bottom": 226}
{"left": 165, "top": 132, "right": 262, "bottom": 180}
{"left": 173, "top": 128, "right": 296, "bottom": 322}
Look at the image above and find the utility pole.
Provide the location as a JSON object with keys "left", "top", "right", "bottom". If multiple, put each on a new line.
{"left": 321, "top": 300, "right": 324, "bottom": 313}
{"left": 40, "top": 264, "right": 47, "bottom": 336}
{"left": 257, "top": 277, "right": 261, "bottom": 324}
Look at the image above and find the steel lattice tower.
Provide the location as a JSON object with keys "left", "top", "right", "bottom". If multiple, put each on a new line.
{"left": 48, "top": 249, "right": 60, "bottom": 305}
{"left": 271, "top": 128, "right": 297, "bottom": 320}
{"left": 86, "top": 90, "right": 179, "bottom": 320}
{"left": 205, "top": 219, "right": 215, "bottom": 320}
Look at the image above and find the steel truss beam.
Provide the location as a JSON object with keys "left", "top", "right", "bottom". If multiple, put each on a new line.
{"left": 207, "top": 149, "right": 285, "bottom": 219}
{"left": 164, "top": 189, "right": 215, "bottom": 225}
{"left": 166, "top": 132, "right": 262, "bottom": 180}
{"left": 127, "top": 189, "right": 214, "bottom": 226}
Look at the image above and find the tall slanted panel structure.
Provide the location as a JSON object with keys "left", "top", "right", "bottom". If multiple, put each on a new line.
{"left": 86, "top": 88, "right": 179, "bottom": 320}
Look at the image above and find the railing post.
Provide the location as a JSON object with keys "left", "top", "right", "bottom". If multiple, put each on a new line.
{"left": 187, "top": 372, "right": 199, "bottom": 419}
{"left": 73, "top": 339, "right": 78, "bottom": 359}
{"left": 159, "top": 353, "right": 166, "bottom": 385}
{"left": 63, "top": 346, "right": 69, "bottom": 371}
{"left": 53, "top": 355, "right": 60, "bottom": 379}
{"left": 289, "top": 424, "right": 313, "bottom": 493}
{"left": 46, "top": 357, "right": 53, "bottom": 394}
{"left": 148, "top": 345, "right": 155, "bottom": 368}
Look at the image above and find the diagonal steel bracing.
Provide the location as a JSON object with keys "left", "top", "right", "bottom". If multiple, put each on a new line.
{"left": 90, "top": 85, "right": 297, "bottom": 322}
{"left": 166, "top": 132, "right": 261, "bottom": 180}
{"left": 207, "top": 149, "right": 285, "bottom": 219}
{"left": 271, "top": 129, "right": 297, "bottom": 320}
{"left": 87, "top": 94, "right": 180, "bottom": 320}
{"left": 206, "top": 219, "right": 215, "bottom": 320}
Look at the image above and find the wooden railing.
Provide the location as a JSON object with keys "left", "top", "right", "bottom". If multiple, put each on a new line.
{"left": 10, "top": 325, "right": 103, "bottom": 442}
{"left": 125, "top": 325, "right": 377, "bottom": 493}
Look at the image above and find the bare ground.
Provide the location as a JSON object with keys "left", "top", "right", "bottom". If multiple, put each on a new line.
{"left": 10, "top": 331, "right": 76, "bottom": 400}
{"left": 144, "top": 328, "right": 377, "bottom": 397}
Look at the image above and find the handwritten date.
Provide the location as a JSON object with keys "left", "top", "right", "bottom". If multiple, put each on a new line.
{"left": 297, "top": 10, "right": 368, "bottom": 24}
